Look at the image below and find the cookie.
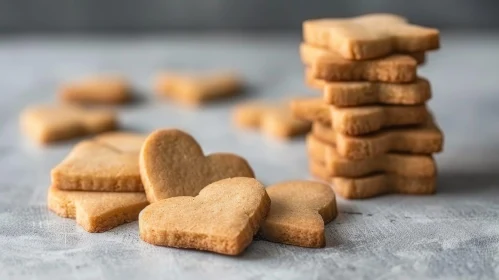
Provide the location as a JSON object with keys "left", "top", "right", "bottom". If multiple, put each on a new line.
{"left": 139, "top": 177, "right": 270, "bottom": 255}
{"left": 303, "top": 13, "right": 440, "bottom": 60}
{"left": 312, "top": 119, "right": 443, "bottom": 160}
{"left": 155, "top": 72, "right": 243, "bottom": 105}
{"left": 47, "top": 186, "right": 148, "bottom": 232}
{"left": 333, "top": 175, "right": 436, "bottom": 199}
{"left": 232, "top": 101, "right": 311, "bottom": 139}
{"left": 308, "top": 160, "right": 436, "bottom": 199}
{"left": 59, "top": 76, "right": 130, "bottom": 104}
{"left": 51, "top": 132, "right": 146, "bottom": 192}
{"left": 305, "top": 69, "right": 432, "bottom": 106}
{"left": 260, "top": 180, "right": 337, "bottom": 248}
{"left": 291, "top": 97, "right": 428, "bottom": 135}
{"left": 301, "top": 43, "right": 421, "bottom": 82}
{"left": 20, "top": 104, "right": 117, "bottom": 144}
{"left": 139, "top": 129, "right": 255, "bottom": 202}
{"left": 307, "top": 134, "right": 436, "bottom": 177}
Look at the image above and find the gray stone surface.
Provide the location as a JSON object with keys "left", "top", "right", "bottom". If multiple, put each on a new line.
{"left": 0, "top": 33, "right": 498, "bottom": 280}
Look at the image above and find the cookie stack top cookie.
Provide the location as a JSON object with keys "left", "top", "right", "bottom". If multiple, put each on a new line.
{"left": 293, "top": 13, "right": 444, "bottom": 199}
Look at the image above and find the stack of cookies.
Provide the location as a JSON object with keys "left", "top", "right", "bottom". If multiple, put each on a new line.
{"left": 291, "top": 14, "right": 444, "bottom": 199}
{"left": 47, "top": 132, "right": 150, "bottom": 232}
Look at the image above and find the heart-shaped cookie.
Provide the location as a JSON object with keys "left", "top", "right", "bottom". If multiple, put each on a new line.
{"left": 51, "top": 132, "right": 146, "bottom": 192}
{"left": 260, "top": 180, "right": 337, "bottom": 248}
{"left": 139, "top": 177, "right": 270, "bottom": 255}
{"left": 20, "top": 104, "right": 117, "bottom": 144}
{"left": 47, "top": 186, "right": 148, "bottom": 232}
{"left": 139, "top": 129, "right": 255, "bottom": 202}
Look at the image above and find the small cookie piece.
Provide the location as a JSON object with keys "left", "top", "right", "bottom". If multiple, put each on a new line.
{"left": 139, "top": 129, "right": 255, "bottom": 202}
{"left": 290, "top": 98, "right": 331, "bottom": 126}
{"left": 155, "top": 72, "right": 242, "bottom": 105}
{"left": 312, "top": 118, "right": 443, "bottom": 160}
{"left": 307, "top": 134, "right": 436, "bottom": 177}
{"left": 51, "top": 132, "right": 146, "bottom": 192}
{"left": 291, "top": 97, "right": 428, "bottom": 135}
{"left": 47, "top": 186, "right": 148, "bottom": 232}
{"left": 139, "top": 177, "right": 270, "bottom": 255}
{"left": 20, "top": 104, "right": 117, "bottom": 144}
{"left": 260, "top": 180, "right": 337, "bottom": 248}
{"left": 232, "top": 101, "right": 311, "bottom": 139}
{"left": 303, "top": 13, "right": 439, "bottom": 60}
{"left": 308, "top": 160, "right": 436, "bottom": 199}
{"left": 301, "top": 43, "right": 421, "bottom": 82}
{"left": 59, "top": 76, "right": 130, "bottom": 104}
{"left": 305, "top": 69, "right": 432, "bottom": 106}
{"left": 232, "top": 101, "right": 269, "bottom": 129}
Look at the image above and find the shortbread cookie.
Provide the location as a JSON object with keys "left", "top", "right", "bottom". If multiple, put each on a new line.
{"left": 303, "top": 13, "right": 440, "bottom": 60}
{"left": 59, "top": 76, "right": 130, "bottom": 104}
{"left": 47, "top": 186, "right": 148, "bottom": 232}
{"left": 291, "top": 97, "right": 428, "bottom": 135}
{"left": 308, "top": 160, "right": 436, "bottom": 199}
{"left": 232, "top": 101, "right": 311, "bottom": 139}
{"left": 139, "top": 177, "right": 270, "bottom": 255}
{"left": 305, "top": 69, "right": 431, "bottom": 106}
{"left": 20, "top": 104, "right": 117, "bottom": 144}
{"left": 155, "top": 72, "right": 242, "bottom": 105}
{"left": 307, "top": 134, "right": 436, "bottom": 177}
{"left": 333, "top": 175, "right": 436, "bottom": 199}
{"left": 301, "top": 43, "right": 420, "bottom": 82}
{"left": 140, "top": 129, "right": 255, "bottom": 202}
{"left": 260, "top": 180, "right": 337, "bottom": 248}
{"left": 312, "top": 118, "right": 443, "bottom": 160}
{"left": 51, "top": 132, "right": 146, "bottom": 192}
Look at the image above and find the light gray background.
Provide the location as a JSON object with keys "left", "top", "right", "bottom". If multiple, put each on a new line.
{"left": 0, "top": 32, "right": 499, "bottom": 279}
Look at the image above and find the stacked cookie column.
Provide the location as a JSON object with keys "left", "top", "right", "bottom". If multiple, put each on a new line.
{"left": 293, "top": 14, "right": 444, "bottom": 199}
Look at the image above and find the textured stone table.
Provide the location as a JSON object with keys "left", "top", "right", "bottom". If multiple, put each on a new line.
{"left": 0, "top": 32, "right": 498, "bottom": 280}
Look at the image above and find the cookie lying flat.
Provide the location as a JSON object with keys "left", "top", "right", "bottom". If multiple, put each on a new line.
{"left": 48, "top": 186, "right": 148, "bottom": 232}
{"left": 307, "top": 134, "right": 436, "bottom": 177}
{"left": 155, "top": 72, "right": 242, "bottom": 105}
{"left": 232, "top": 101, "right": 311, "bottom": 139}
{"left": 301, "top": 43, "right": 421, "bottom": 82}
{"left": 51, "top": 132, "right": 146, "bottom": 192}
{"left": 303, "top": 13, "right": 439, "bottom": 60}
{"left": 139, "top": 177, "right": 270, "bottom": 255}
{"left": 20, "top": 104, "right": 117, "bottom": 144}
{"left": 305, "top": 70, "right": 432, "bottom": 107}
{"left": 260, "top": 180, "right": 337, "bottom": 248}
{"left": 59, "top": 76, "right": 130, "bottom": 104}
{"left": 308, "top": 160, "right": 436, "bottom": 199}
{"left": 312, "top": 119, "right": 443, "bottom": 160}
{"left": 140, "top": 129, "right": 255, "bottom": 202}
{"left": 291, "top": 97, "right": 428, "bottom": 136}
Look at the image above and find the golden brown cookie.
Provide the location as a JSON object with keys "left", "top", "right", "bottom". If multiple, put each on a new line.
{"left": 139, "top": 129, "right": 255, "bottom": 202}
{"left": 303, "top": 13, "right": 439, "bottom": 60}
{"left": 333, "top": 175, "right": 436, "bottom": 199}
{"left": 307, "top": 134, "right": 436, "bottom": 177}
{"left": 155, "top": 72, "right": 243, "bottom": 105}
{"left": 305, "top": 69, "right": 432, "bottom": 106}
{"left": 59, "top": 76, "right": 130, "bottom": 104}
{"left": 232, "top": 101, "right": 311, "bottom": 139}
{"left": 139, "top": 177, "right": 270, "bottom": 255}
{"left": 260, "top": 180, "right": 337, "bottom": 248}
{"left": 301, "top": 43, "right": 420, "bottom": 82}
{"left": 312, "top": 118, "right": 443, "bottom": 160}
{"left": 51, "top": 132, "right": 146, "bottom": 192}
{"left": 308, "top": 160, "right": 436, "bottom": 199}
{"left": 20, "top": 104, "right": 117, "bottom": 144}
{"left": 291, "top": 97, "right": 428, "bottom": 136}
{"left": 47, "top": 186, "right": 148, "bottom": 232}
